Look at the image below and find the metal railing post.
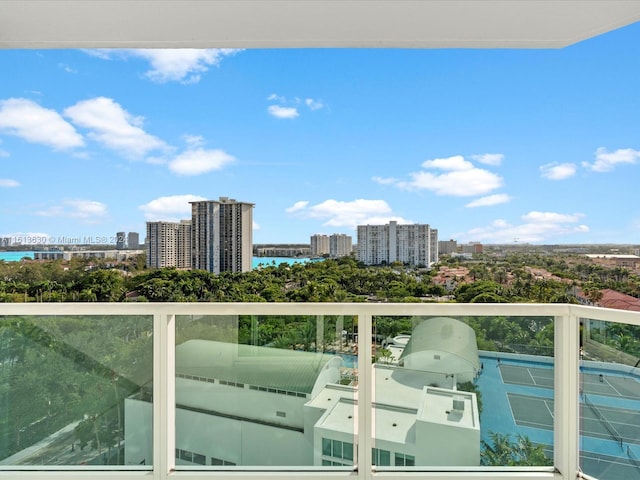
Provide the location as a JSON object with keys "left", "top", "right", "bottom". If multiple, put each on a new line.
{"left": 153, "top": 310, "right": 175, "bottom": 480}
{"left": 555, "top": 307, "right": 580, "bottom": 479}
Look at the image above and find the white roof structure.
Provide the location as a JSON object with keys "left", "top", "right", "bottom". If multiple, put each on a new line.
{"left": 176, "top": 339, "right": 342, "bottom": 396}
{"left": 399, "top": 317, "right": 480, "bottom": 382}
{"left": 314, "top": 365, "right": 480, "bottom": 466}
{"left": 2, "top": 1, "right": 640, "bottom": 49}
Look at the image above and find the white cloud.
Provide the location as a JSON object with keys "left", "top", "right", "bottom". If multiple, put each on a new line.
{"left": 183, "top": 134, "right": 205, "bottom": 148}
{"left": 36, "top": 199, "right": 108, "bottom": 223}
{"left": 0, "top": 179, "right": 20, "bottom": 187}
{"left": 540, "top": 162, "right": 577, "bottom": 180}
{"left": 64, "top": 97, "right": 168, "bottom": 159}
{"left": 465, "top": 194, "right": 511, "bottom": 208}
{"left": 169, "top": 148, "right": 236, "bottom": 176}
{"left": 267, "top": 93, "right": 286, "bottom": 102}
{"left": 267, "top": 94, "right": 324, "bottom": 119}
{"left": 422, "top": 155, "right": 473, "bottom": 171}
{"left": 86, "top": 49, "right": 241, "bottom": 84}
{"left": 461, "top": 211, "right": 589, "bottom": 243}
{"left": 471, "top": 153, "right": 504, "bottom": 166}
{"left": 139, "top": 194, "right": 207, "bottom": 221}
{"left": 285, "top": 201, "right": 309, "bottom": 213}
{"left": 0, "top": 98, "right": 84, "bottom": 150}
{"left": 582, "top": 147, "right": 640, "bottom": 172}
{"left": 83, "top": 49, "right": 112, "bottom": 60}
{"left": 268, "top": 105, "right": 299, "bottom": 119}
{"left": 388, "top": 155, "right": 503, "bottom": 196}
{"left": 286, "top": 198, "right": 411, "bottom": 229}
{"left": 402, "top": 169, "right": 502, "bottom": 196}
{"left": 58, "top": 63, "right": 77, "bottom": 74}
{"left": 253, "top": 221, "right": 261, "bottom": 231}
{"left": 372, "top": 176, "right": 400, "bottom": 185}
{"left": 521, "top": 211, "right": 584, "bottom": 224}
{"left": 305, "top": 98, "right": 324, "bottom": 111}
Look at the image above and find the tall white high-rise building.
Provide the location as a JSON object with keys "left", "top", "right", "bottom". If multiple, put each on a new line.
{"left": 146, "top": 221, "right": 192, "bottom": 269}
{"left": 310, "top": 234, "right": 330, "bottom": 256}
{"left": 357, "top": 221, "right": 438, "bottom": 267}
{"left": 191, "top": 197, "right": 254, "bottom": 274}
{"left": 329, "top": 234, "right": 352, "bottom": 258}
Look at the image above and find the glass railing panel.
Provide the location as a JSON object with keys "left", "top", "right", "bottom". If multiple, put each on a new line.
{"left": 175, "top": 314, "right": 358, "bottom": 469}
{"left": 0, "top": 314, "right": 153, "bottom": 468}
{"left": 580, "top": 317, "right": 640, "bottom": 479}
{"left": 372, "top": 314, "right": 555, "bottom": 469}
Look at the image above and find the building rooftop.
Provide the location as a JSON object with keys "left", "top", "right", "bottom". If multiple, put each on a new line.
{"left": 176, "top": 339, "right": 341, "bottom": 395}
{"left": 598, "top": 289, "right": 640, "bottom": 312}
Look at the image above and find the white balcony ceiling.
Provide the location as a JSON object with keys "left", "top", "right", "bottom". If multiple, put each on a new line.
{"left": 2, "top": 0, "right": 640, "bottom": 49}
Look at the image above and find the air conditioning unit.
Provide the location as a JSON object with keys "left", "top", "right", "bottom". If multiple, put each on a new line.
{"left": 452, "top": 396, "right": 465, "bottom": 412}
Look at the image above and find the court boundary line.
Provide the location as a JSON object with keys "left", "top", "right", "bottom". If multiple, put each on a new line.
{"left": 507, "top": 392, "right": 554, "bottom": 431}
{"left": 603, "top": 375, "right": 624, "bottom": 397}
{"left": 544, "top": 398, "right": 555, "bottom": 420}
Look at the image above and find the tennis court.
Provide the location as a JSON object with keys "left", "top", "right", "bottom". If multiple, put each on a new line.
{"left": 500, "top": 364, "right": 640, "bottom": 400}
{"left": 507, "top": 392, "right": 640, "bottom": 446}
{"left": 500, "top": 363, "right": 554, "bottom": 388}
{"left": 478, "top": 358, "right": 640, "bottom": 479}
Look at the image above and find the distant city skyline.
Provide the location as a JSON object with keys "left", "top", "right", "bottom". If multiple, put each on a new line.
{"left": 1, "top": 22, "right": 640, "bottom": 244}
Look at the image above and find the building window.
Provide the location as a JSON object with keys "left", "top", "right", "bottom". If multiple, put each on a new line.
{"left": 372, "top": 447, "right": 391, "bottom": 466}
{"left": 176, "top": 448, "right": 206, "bottom": 465}
{"left": 395, "top": 452, "right": 415, "bottom": 466}
{"left": 322, "top": 438, "right": 354, "bottom": 463}
{"left": 322, "top": 438, "right": 332, "bottom": 456}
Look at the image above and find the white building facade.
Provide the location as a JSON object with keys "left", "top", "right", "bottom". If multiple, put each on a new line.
{"left": 357, "top": 221, "right": 438, "bottom": 267}
{"left": 329, "top": 234, "right": 352, "bottom": 258}
{"left": 310, "top": 234, "right": 330, "bottom": 256}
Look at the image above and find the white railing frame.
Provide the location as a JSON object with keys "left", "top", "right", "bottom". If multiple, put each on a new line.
{"left": 2, "top": 302, "right": 640, "bottom": 480}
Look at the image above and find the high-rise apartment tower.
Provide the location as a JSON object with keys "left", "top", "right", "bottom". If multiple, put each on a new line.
{"left": 190, "top": 197, "right": 254, "bottom": 273}
{"left": 146, "top": 221, "right": 192, "bottom": 269}
{"left": 357, "top": 221, "right": 438, "bottom": 267}
{"left": 127, "top": 232, "right": 140, "bottom": 249}
{"left": 329, "top": 233, "right": 353, "bottom": 258}
{"left": 310, "top": 234, "right": 330, "bottom": 256}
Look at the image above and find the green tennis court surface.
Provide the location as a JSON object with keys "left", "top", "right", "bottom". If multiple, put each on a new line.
{"left": 507, "top": 392, "right": 640, "bottom": 446}
{"left": 500, "top": 364, "right": 640, "bottom": 399}
{"left": 498, "top": 361, "right": 640, "bottom": 478}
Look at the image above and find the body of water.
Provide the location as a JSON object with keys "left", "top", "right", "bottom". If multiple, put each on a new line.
{"left": 0, "top": 251, "right": 318, "bottom": 270}
{"left": 252, "top": 256, "right": 317, "bottom": 269}
{"left": 0, "top": 251, "right": 36, "bottom": 261}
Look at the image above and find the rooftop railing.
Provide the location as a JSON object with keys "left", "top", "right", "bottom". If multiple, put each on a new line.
{"left": 1, "top": 302, "right": 639, "bottom": 480}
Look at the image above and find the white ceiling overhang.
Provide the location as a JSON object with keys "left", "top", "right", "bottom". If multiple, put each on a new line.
{"left": 2, "top": 0, "right": 640, "bottom": 50}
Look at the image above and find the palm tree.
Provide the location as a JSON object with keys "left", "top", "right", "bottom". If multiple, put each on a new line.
{"left": 481, "top": 432, "right": 551, "bottom": 466}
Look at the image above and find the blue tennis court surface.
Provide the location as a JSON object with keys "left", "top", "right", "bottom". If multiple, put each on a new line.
{"left": 476, "top": 356, "right": 640, "bottom": 479}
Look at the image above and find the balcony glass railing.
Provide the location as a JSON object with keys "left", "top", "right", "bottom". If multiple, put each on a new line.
{"left": 579, "top": 317, "right": 640, "bottom": 480}
{"left": 0, "top": 303, "right": 639, "bottom": 480}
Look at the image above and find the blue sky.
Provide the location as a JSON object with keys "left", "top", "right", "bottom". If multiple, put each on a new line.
{"left": 1, "top": 22, "right": 639, "bottom": 246}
